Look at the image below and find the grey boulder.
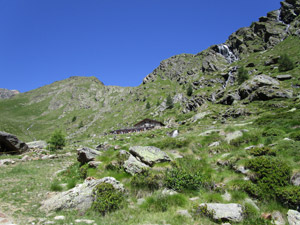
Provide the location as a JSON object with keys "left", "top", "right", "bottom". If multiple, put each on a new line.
{"left": 198, "top": 203, "right": 244, "bottom": 222}
{"left": 40, "top": 177, "right": 124, "bottom": 212}
{"left": 0, "top": 131, "right": 28, "bottom": 154}
{"left": 287, "top": 210, "right": 300, "bottom": 225}
{"left": 77, "top": 147, "right": 101, "bottom": 164}
{"left": 129, "top": 146, "right": 171, "bottom": 166}
{"left": 123, "top": 154, "right": 149, "bottom": 175}
{"left": 291, "top": 172, "right": 300, "bottom": 186}
{"left": 27, "top": 140, "right": 47, "bottom": 149}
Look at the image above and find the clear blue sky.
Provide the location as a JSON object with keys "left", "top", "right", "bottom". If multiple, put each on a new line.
{"left": 0, "top": 0, "right": 280, "bottom": 92}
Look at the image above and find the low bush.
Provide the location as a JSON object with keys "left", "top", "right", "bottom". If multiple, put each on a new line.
{"left": 262, "top": 128, "right": 285, "bottom": 137}
{"left": 290, "top": 130, "right": 300, "bottom": 141}
{"left": 141, "top": 193, "right": 186, "bottom": 212}
{"left": 245, "top": 156, "right": 291, "bottom": 197}
{"left": 230, "top": 131, "right": 261, "bottom": 147}
{"left": 131, "top": 170, "right": 161, "bottom": 191}
{"left": 165, "top": 156, "right": 211, "bottom": 192}
{"left": 278, "top": 54, "right": 294, "bottom": 72}
{"left": 243, "top": 202, "right": 260, "bottom": 219}
{"left": 276, "top": 185, "right": 300, "bottom": 209}
{"left": 237, "top": 66, "right": 249, "bottom": 84}
{"left": 241, "top": 181, "right": 262, "bottom": 199}
{"left": 92, "top": 183, "right": 124, "bottom": 216}
{"left": 248, "top": 147, "right": 276, "bottom": 157}
{"left": 191, "top": 204, "right": 215, "bottom": 220}
{"left": 79, "top": 164, "right": 89, "bottom": 179}
{"left": 243, "top": 218, "right": 273, "bottom": 225}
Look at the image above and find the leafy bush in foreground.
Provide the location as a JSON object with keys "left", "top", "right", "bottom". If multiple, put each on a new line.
{"left": 276, "top": 186, "right": 300, "bottom": 209}
{"left": 165, "top": 156, "right": 211, "bottom": 192}
{"left": 245, "top": 156, "right": 291, "bottom": 197}
{"left": 92, "top": 183, "right": 124, "bottom": 216}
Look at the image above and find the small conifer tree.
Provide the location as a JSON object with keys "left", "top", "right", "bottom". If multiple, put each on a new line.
{"left": 187, "top": 84, "right": 193, "bottom": 96}
{"left": 146, "top": 102, "right": 151, "bottom": 109}
{"left": 47, "top": 130, "right": 66, "bottom": 151}
{"left": 166, "top": 94, "right": 174, "bottom": 109}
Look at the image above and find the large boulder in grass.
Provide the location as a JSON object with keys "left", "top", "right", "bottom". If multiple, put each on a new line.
{"left": 77, "top": 147, "right": 101, "bottom": 164}
{"left": 0, "top": 131, "right": 28, "bottom": 154}
{"left": 129, "top": 146, "right": 171, "bottom": 167}
{"left": 123, "top": 154, "right": 150, "bottom": 175}
{"left": 291, "top": 172, "right": 300, "bottom": 186}
{"left": 287, "top": 209, "right": 300, "bottom": 225}
{"left": 40, "top": 177, "right": 124, "bottom": 212}
{"left": 198, "top": 203, "right": 244, "bottom": 222}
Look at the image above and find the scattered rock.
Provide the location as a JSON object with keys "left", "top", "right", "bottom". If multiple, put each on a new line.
{"left": 0, "top": 159, "right": 16, "bottom": 166}
{"left": 40, "top": 177, "right": 124, "bottom": 212}
{"left": 225, "top": 131, "right": 243, "bottom": 143}
{"left": 129, "top": 146, "right": 171, "bottom": 166}
{"left": 74, "top": 219, "right": 95, "bottom": 224}
{"left": 0, "top": 131, "right": 28, "bottom": 154}
{"left": 198, "top": 203, "right": 244, "bottom": 222}
{"left": 77, "top": 147, "right": 101, "bottom": 164}
{"left": 244, "top": 198, "right": 260, "bottom": 211}
{"left": 162, "top": 188, "right": 177, "bottom": 196}
{"left": 276, "top": 74, "right": 292, "bottom": 81}
{"left": 96, "top": 142, "right": 111, "bottom": 152}
{"left": 177, "top": 209, "right": 192, "bottom": 218}
{"left": 21, "top": 155, "right": 30, "bottom": 162}
{"left": 54, "top": 215, "right": 65, "bottom": 220}
{"left": 291, "top": 172, "right": 300, "bottom": 186}
{"left": 209, "top": 142, "right": 220, "bottom": 147}
{"left": 88, "top": 161, "right": 102, "bottom": 168}
{"left": 221, "top": 192, "right": 232, "bottom": 201}
{"left": 272, "top": 211, "right": 285, "bottom": 225}
{"left": 189, "top": 197, "right": 200, "bottom": 201}
{"left": 27, "top": 140, "right": 47, "bottom": 150}
{"left": 168, "top": 130, "right": 179, "bottom": 138}
{"left": 137, "top": 198, "right": 145, "bottom": 205}
{"left": 287, "top": 209, "right": 300, "bottom": 225}
{"left": 192, "top": 112, "right": 210, "bottom": 122}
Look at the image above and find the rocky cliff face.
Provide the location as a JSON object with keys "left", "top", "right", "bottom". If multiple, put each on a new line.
{"left": 143, "top": 0, "right": 300, "bottom": 85}
{"left": 0, "top": 88, "right": 19, "bottom": 99}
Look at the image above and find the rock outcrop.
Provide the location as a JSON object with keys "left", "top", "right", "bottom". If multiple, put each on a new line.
{"left": 287, "top": 209, "right": 300, "bottom": 225}
{"left": 198, "top": 203, "right": 244, "bottom": 222}
{"left": 0, "top": 131, "right": 28, "bottom": 154}
{"left": 40, "top": 177, "right": 124, "bottom": 212}
{"left": 77, "top": 147, "right": 101, "bottom": 164}
{"left": 0, "top": 88, "right": 19, "bottom": 99}
{"left": 129, "top": 146, "right": 171, "bottom": 166}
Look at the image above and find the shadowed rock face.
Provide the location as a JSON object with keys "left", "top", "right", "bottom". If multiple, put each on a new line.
{"left": 0, "top": 131, "right": 28, "bottom": 154}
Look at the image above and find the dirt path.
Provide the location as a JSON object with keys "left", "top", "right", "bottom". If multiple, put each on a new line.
{"left": 0, "top": 212, "right": 15, "bottom": 225}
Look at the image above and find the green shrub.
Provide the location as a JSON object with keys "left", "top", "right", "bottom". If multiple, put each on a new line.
{"left": 71, "top": 116, "right": 77, "bottom": 122}
{"left": 278, "top": 54, "right": 294, "bottom": 72}
{"left": 276, "top": 186, "right": 300, "bottom": 209}
{"left": 243, "top": 218, "right": 273, "bottom": 225}
{"left": 248, "top": 147, "right": 276, "bottom": 157}
{"left": 67, "top": 178, "right": 77, "bottom": 189}
{"left": 245, "top": 156, "right": 291, "bottom": 197}
{"left": 165, "top": 156, "right": 211, "bottom": 192}
{"left": 47, "top": 130, "right": 66, "bottom": 151}
{"left": 141, "top": 193, "right": 186, "bottom": 212}
{"left": 191, "top": 204, "right": 215, "bottom": 220}
{"left": 237, "top": 66, "right": 249, "bottom": 84}
{"left": 79, "top": 164, "right": 89, "bottom": 179}
{"left": 241, "top": 181, "right": 263, "bottom": 198}
{"left": 244, "top": 202, "right": 260, "bottom": 219}
{"left": 187, "top": 84, "right": 193, "bottom": 96}
{"left": 166, "top": 94, "right": 174, "bottom": 109}
{"left": 230, "top": 131, "right": 261, "bottom": 147}
{"left": 131, "top": 170, "right": 161, "bottom": 191}
{"left": 50, "top": 179, "right": 63, "bottom": 192}
{"left": 290, "top": 130, "right": 300, "bottom": 141}
{"left": 262, "top": 128, "right": 285, "bottom": 137}
{"left": 92, "top": 183, "right": 124, "bottom": 216}
{"left": 146, "top": 102, "right": 151, "bottom": 110}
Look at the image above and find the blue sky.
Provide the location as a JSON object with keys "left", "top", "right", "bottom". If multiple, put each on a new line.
{"left": 0, "top": 0, "right": 280, "bottom": 92}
